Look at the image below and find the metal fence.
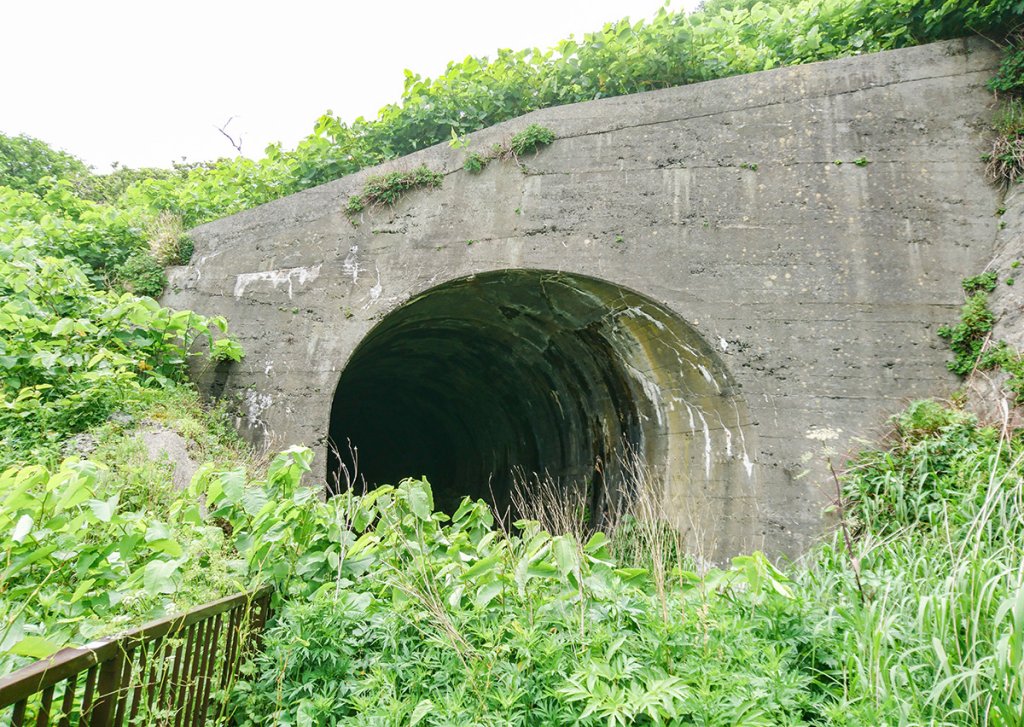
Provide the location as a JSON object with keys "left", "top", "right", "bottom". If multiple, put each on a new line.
{"left": 0, "top": 585, "right": 272, "bottom": 726}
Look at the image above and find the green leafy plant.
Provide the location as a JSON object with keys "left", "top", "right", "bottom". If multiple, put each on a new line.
{"left": 0, "top": 133, "right": 91, "bottom": 193}
{"left": 507, "top": 123, "right": 556, "bottom": 156}
{"left": 961, "top": 271, "right": 998, "bottom": 295}
{"left": 462, "top": 152, "right": 487, "bottom": 173}
{"left": 458, "top": 124, "right": 556, "bottom": 174}
{"left": 988, "top": 36, "right": 1024, "bottom": 96}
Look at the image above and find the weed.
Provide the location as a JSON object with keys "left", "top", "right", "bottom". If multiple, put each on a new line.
{"left": 852, "top": 156, "right": 870, "bottom": 167}
{"left": 459, "top": 124, "right": 556, "bottom": 173}
{"left": 463, "top": 152, "right": 487, "bottom": 173}
{"left": 508, "top": 124, "right": 556, "bottom": 156}
{"left": 346, "top": 165, "right": 443, "bottom": 217}
{"left": 740, "top": 162, "right": 759, "bottom": 171}
{"left": 938, "top": 293, "right": 995, "bottom": 375}
{"left": 986, "top": 99, "right": 1024, "bottom": 186}
{"left": 145, "top": 211, "right": 193, "bottom": 266}
{"left": 939, "top": 271, "right": 1024, "bottom": 396}
{"left": 962, "top": 271, "right": 998, "bottom": 295}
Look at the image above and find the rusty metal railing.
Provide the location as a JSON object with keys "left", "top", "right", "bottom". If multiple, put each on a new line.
{"left": 0, "top": 584, "right": 272, "bottom": 726}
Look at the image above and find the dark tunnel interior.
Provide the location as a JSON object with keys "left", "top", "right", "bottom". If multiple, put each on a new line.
{"left": 327, "top": 270, "right": 689, "bottom": 518}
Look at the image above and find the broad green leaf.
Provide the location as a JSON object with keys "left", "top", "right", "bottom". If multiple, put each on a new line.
{"left": 475, "top": 580, "right": 505, "bottom": 608}
{"left": 462, "top": 554, "right": 501, "bottom": 580}
{"left": 410, "top": 699, "right": 433, "bottom": 726}
{"left": 241, "top": 487, "right": 269, "bottom": 517}
{"left": 9, "top": 636, "right": 62, "bottom": 659}
{"left": 143, "top": 559, "right": 180, "bottom": 595}
{"left": 147, "top": 538, "right": 183, "bottom": 558}
{"left": 87, "top": 496, "right": 119, "bottom": 524}
{"left": 552, "top": 535, "right": 578, "bottom": 578}
{"left": 70, "top": 577, "right": 97, "bottom": 603}
{"left": 406, "top": 480, "right": 434, "bottom": 521}
{"left": 51, "top": 317, "right": 74, "bottom": 336}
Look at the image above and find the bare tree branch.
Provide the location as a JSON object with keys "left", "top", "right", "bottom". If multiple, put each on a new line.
{"left": 215, "top": 117, "right": 243, "bottom": 154}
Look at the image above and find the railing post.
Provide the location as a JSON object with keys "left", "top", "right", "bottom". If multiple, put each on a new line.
{"left": 88, "top": 651, "right": 123, "bottom": 727}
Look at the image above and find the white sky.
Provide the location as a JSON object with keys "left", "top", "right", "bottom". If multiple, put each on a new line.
{"left": 2, "top": 0, "right": 696, "bottom": 172}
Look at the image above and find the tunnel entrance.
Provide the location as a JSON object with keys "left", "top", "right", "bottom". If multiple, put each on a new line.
{"left": 327, "top": 269, "right": 751, "bottom": 528}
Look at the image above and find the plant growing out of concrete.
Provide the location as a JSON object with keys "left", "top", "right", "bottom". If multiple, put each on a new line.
{"left": 939, "top": 271, "right": 1024, "bottom": 397}
{"left": 459, "top": 124, "right": 557, "bottom": 173}
{"left": 345, "top": 165, "right": 444, "bottom": 218}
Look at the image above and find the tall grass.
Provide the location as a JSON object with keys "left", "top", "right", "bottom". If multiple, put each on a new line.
{"left": 811, "top": 400, "right": 1024, "bottom": 724}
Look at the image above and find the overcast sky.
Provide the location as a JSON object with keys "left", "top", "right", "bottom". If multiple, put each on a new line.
{"left": 2, "top": 1, "right": 696, "bottom": 172}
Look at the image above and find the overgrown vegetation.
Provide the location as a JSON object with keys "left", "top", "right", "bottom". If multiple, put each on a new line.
{"left": 0, "top": 388, "right": 259, "bottom": 675}
{"left": 3, "top": 0, "right": 1011, "bottom": 244}
{"left": 172, "top": 404, "right": 1024, "bottom": 724}
{"left": 2, "top": 1, "right": 1024, "bottom": 722}
{"left": 986, "top": 98, "right": 1024, "bottom": 186}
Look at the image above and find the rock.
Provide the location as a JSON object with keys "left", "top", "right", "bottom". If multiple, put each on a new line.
{"left": 140, "top": 425, "right": 199, "bottom": 493}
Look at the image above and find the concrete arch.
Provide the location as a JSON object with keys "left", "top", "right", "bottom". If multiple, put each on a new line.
{"left": 165, "top": 39, "right": 1003, "bottom": 559}
{"left": 325, "top": 269, "right": 757, "bottom": 545}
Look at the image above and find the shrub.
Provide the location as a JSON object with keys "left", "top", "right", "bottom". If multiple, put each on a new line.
{"left": 113, "top": 251, "right": 167, "bottom": 298}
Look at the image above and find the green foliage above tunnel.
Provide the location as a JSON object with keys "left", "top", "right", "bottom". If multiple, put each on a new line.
{"left": 4, "top": 1, "right": 1013, "bottom": 243}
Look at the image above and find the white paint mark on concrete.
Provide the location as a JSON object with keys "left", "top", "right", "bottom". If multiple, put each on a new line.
{"left": 244, "top": 389, "right": 272, "bottom": 429}
{"left": 234, "top": 264, "right": 322, "bottom": 300}
{"left": 732, "top": 401, "right": 755, "bottom": 480}
{"left": 805, "top": 426, "right": 841, "bottom": 442}
{"left": 695, "top": 408, "right": 712, "bottom": 479}
{"left": 342, "top": 245, "right": 361, "bottom": 284}
{"left": 696, "top": 364, "right": 721, "bottom": 393}
{"left": 368, "top": 266, "right": 383, "bottom": 305}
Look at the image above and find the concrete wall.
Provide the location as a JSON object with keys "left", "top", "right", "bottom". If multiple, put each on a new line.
{"left": 164, "top": 38, "right": 1005, "bottom": 560}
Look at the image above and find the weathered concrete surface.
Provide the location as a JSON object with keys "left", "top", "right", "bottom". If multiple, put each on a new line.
{"left": 164, "top": 38, "right": 1005, "bottom": 560}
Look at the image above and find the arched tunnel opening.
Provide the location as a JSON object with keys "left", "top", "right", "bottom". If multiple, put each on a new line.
{"left": 327, "top": 269, "right": 752, "bottom": 530}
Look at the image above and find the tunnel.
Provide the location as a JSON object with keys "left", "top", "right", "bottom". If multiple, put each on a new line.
{"left": 327, "top": 269, "right": 752, "bottom": 527}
